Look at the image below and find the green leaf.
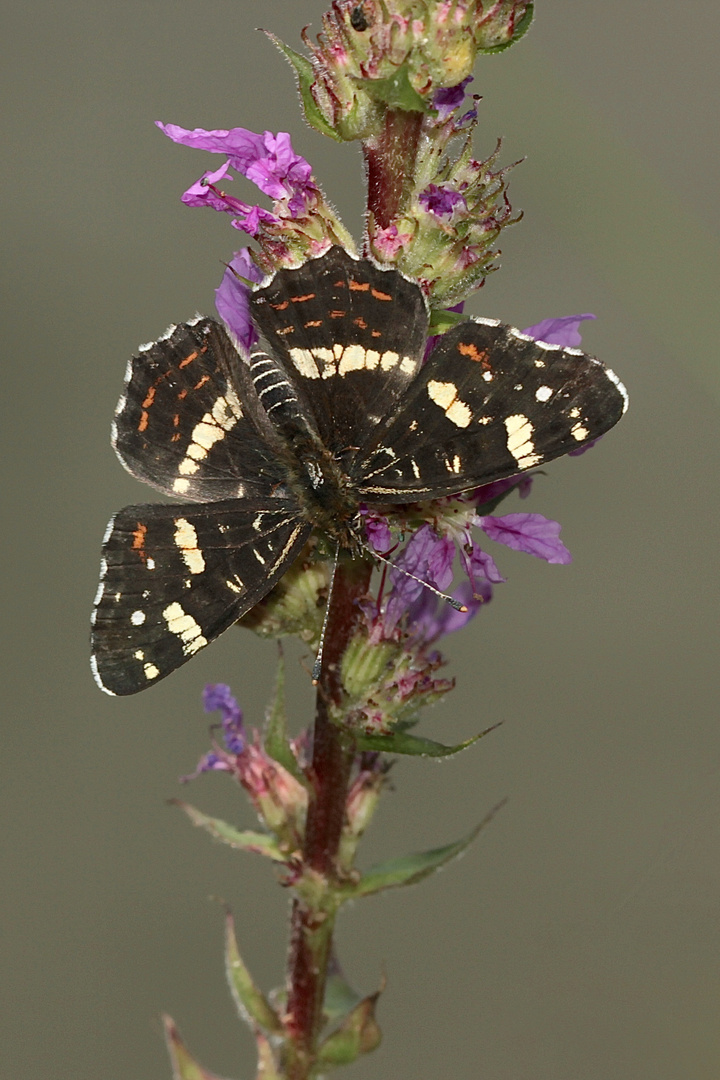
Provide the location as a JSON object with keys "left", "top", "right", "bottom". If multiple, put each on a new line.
{"left": 264, "top": 32, "right": 343, "bottom": 142}
{"left": 263, "top": 649, "right": 304, "bottom": 781}
{"left": 225, "top": 909, "right": 283, "bottom": 1034}
{"left": 170, "top": 800, "right": 286, "bottom": 862}
{"left": 478, "top": 2, "right": 534, "bottom": 54}
{"left": 163, "top": 1015, "right": 232, "bottom": 1080}
{"left": 354, "top": 722, "right": 501, "bottom": 757}
{"left": 254, "top": 1032, "right": 283, "bottom": 1080}
{"left": 346, "top": 801, "right": 507, "bottom": 899}
{"left": 317, "top": 991, "right": 382, "bottom": 1067}
{"left": 427, "top": 307, "right": 467, "bottom": 336}
{"left": 323, "top": 956, "right": 362, "bottom": 1022}
{"left": 361, "top": 65, "right": 426, "bottom": 112}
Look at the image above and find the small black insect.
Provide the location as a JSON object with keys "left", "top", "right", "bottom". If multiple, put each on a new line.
{"left": 350, "top": 5, "right": 370, "bottom": 31}
{"left": 91, "top": 247, "right": 627, "bottom": 695}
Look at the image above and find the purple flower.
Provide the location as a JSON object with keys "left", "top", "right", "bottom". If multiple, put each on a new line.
{"left": 360, "top": 506, "right": 393, "bottom": 553}
{"left": 215, "top": 249, "right": 264, "bottom": 351}
{"left": 245, "top": 131, "right": 314, "bottom": 208}
{"left": 372, "top": 224, "right": 412, "bottom": 260}
{"left": 203, "top": 683, "right": 245, "bottom": 753}
{"left": 408, "top": 580, "right": 485, "bottom": 645}
{"left": 181, "top": 161, "right": 240, "bottom": 212}
{"left": 432, "top": 76, "right": 473, "bottom": 122}
{"left": 523, "top": 313, "right": 596, "bottom": 349}
{"left": 231, "top": 204, "right": 279, "bottom": 237}
{"left": 384, "top": 525, "right": 454, "bottom": 633}
{"left": 157, "top": 122, "right": 317, "bottom": 217}
{"left": 419, "top": 183, "right": 467, "bottom": 220}
{"left": 459, "top": 536, "right": 505, "bottom": 598}
{"left": 476, "top": 513, "right": 572, "bottom": 564}
{"left": 473, "top": 475, "right": 533, "bottom": 507}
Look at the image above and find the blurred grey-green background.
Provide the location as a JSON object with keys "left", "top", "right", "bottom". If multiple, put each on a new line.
{"left": 3, "top": 2, "right": 720, "bottom": 1077}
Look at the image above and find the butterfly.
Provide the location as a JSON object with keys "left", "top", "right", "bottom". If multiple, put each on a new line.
{"left": 91, "top": 247, "right": 627, "bottom": 694}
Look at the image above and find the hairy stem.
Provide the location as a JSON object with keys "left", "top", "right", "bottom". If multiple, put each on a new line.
{"left": 363, "top": 107, "right": 424, "bottom": 232}
{"left": 284, "top": 556, "right": 373, "bottom": 1080}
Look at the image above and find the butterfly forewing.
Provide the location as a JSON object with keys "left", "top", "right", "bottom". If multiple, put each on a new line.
{"left": 354, "top": 318, "right": 628, "bottom": 501}
{"left": 93, "top": 248, "right": 628, "bottom": 695}
{"left": 91, "top": 501, "right": 311, "bottom": 695}
{"left": 251, "top": 247, "right": 429, "bottom": 460}
{"left": 113, "top": 318, "right": 290, "bottom": 502}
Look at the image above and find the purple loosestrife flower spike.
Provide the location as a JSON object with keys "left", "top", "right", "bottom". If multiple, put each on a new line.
{"left": 215, "top": 249, "right": 264, "bottom": 351}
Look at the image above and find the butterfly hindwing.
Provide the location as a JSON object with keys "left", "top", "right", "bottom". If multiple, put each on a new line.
{"left": 355, "top": 318, "right": 628, "bottom": 501}
{"left": 93, "top": 250, "right": 628, "bottom": 695}
{"left": 251, "top": 247, "right": 429, "bottom": 460}
{"left": 91, "top": 500, "right": 311, "bottom": 695}
{"left": 113, "top": 318, "right": 291, "bottom": 502}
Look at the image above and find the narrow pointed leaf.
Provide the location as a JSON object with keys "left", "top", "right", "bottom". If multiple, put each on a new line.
{"left": 324, "top": 954, "right": 362, "bottom": 1022}
{"left": 225, "top": 910, "right": 283, "bottom": 1034}
{"left": 255, "top": 1031, "right": 283, "bottom": 1080}
{"left": 163, "top": 1015, "right": 232, "bottom": 1080}
{"left": 263, "top": 650, "right": 303, "bottom": 781}
{"left": 345, "top": 801, "right": 507, "bottom": 899}
{"left": 317, "top": 991, "right": 382, "bottom": 1067}
{"left": 354, "top": 722, "right": 501, "bottom": 757}
{"left": 264, "top": 33, "right": 342, "bottom": 142}
{"left": 171, "top": 800, "right": 286, "bottom": 862}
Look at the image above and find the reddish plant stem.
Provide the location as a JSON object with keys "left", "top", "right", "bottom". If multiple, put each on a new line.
{"left": 283, "top": 100, "right": 421, "bottom": 1080}
{"left": 284, "top": 556, "right": 373, "bottom": 1079}
{"left": 363, "top": 107, "right": 424, "bottom": 231}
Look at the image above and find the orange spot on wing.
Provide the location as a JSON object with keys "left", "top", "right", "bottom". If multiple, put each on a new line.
{"left": 132, "top": 523, "right": 147, "bottom": 561}
{"left": 177, "top": 389, "right": 188, "bottom": 400}
{"left": 138, "top": 411, "right": 149, "bottom": 432}
{"left": 330, "top": 309, "right": 346, "bottom": 319}
{"left": 353, "top": 316, "right": 368, "bottom": 329}
{"left": 171, "top": 432, "right": 181, "bottom": 441}
{"left": 291, "top": 292, "right": 316, "bottom": 303}
{"left": 193, "top": 374, "right": 211, "bottom": 390}
{"left": 173, "top": 414, "right": 180, "bottom": 426}
{"left": 349, "top": 279, "right": 370, "bottom": 292}
{"left": 304, "top": 320, "right": 323, "bottom": 328}
{"left": 270, "top": 300, "right": 289, "bottom": 310}
{"left": 371, "top": 330, "right": 382, "bottom": 338}
{"left": 371, "top": 288, "right": 392, "bottom": 301}
{"left": 178, "top": 349, "right": 199, "bottom": 369}
{"left": 458, "top": 342, "right": 491, "bottom": 368}
{"left": 142, "top": 386, "right": 156, "bottom": 408}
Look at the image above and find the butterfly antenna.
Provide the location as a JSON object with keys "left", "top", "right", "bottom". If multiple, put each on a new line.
{"left": 312, "top": 541, "right": 341, "bottom": 684}
{"left": 361, "top": 543, "right": 468, "bottom": 612}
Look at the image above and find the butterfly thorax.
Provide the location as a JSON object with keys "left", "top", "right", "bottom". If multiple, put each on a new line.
{"left": 281, "top": 427, "right": 359, "bottom": 544}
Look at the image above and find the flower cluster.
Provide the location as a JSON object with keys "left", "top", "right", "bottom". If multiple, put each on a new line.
{"left": 369, "top": 79, "right": 519, "bottom": 304}
{"left": 186, "top": 684, "right": 308, "bottom": 851}
{"left": 159, "top": 122, "right": 355, "bottom": 274}
{"left": 275, "top": 0, "right": 533, "bottom": 143}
